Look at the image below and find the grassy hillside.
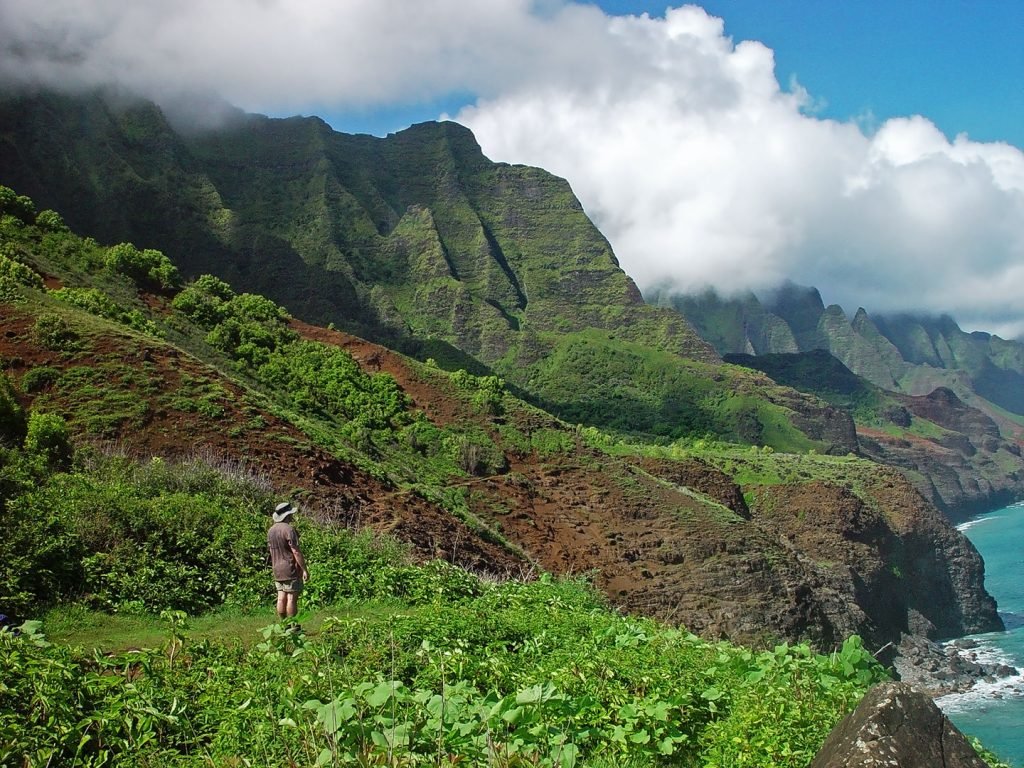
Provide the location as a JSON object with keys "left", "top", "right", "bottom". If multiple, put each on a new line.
{"left": 0, "top": 446, "right": 890, "bottom": 767}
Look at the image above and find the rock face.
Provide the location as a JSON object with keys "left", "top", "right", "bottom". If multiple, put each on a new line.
{"left": 895, "top": 635, "right": 1019, "bottom": 697}
{"left": 810, "top": 682, "right": 991, "bottom": 768}
{"left": 858, "top": 387, "right": 1023, "bottom": 520}
{"left": 635, "top": 460, "right": 1002, "bottom": 650}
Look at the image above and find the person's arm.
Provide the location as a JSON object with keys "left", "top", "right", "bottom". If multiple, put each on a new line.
{"left": 289, "top": 541, "right": 310, "bottom": 582}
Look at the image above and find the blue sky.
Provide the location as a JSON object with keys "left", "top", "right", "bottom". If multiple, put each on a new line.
{"left": 692, "top": 0, "right": 1024, "bottom": 147}
{"left": 2, "top": 0, "right": 1023, "bottom": 336}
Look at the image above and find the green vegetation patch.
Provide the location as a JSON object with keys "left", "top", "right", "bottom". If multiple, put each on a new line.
{"left": 2, "top": 583, "right": 889, "bottom": 767}
{"left": 524, "top": 330, "right": 825, "bottom": 451}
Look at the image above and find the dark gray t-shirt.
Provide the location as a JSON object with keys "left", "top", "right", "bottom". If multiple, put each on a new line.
{"left": 268, "top": 522, "right": 300, "bottom": 580}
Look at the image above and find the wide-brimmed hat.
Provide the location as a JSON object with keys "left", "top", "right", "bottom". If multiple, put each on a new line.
{"left": 272, "top": 501, "right": 298, "bottom": 523}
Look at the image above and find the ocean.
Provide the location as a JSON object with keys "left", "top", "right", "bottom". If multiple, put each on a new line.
{"left": 936, "top": 501, "right": 1024, "bottom": 767}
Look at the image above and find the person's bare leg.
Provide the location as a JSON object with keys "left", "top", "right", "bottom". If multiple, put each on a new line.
{"left": 276, "top": 591, "right": 288, "bottom": 620}
{"left": 286, "top": 592, "right": 299, "bottom": 618}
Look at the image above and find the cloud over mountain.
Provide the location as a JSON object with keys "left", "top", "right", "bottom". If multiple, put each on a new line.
{"left": 2, "top": 1, "right": 1022, "bottom": 337}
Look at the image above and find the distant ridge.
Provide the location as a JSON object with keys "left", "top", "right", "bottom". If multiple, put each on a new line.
{"left": 656, "top": 284, "right": 1024, "bottom": 516}
{"left": 655, "top": 282, "right": 1024, "bottom": 425}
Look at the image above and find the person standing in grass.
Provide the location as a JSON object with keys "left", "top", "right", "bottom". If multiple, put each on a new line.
{"left": 267, "top": 501, "right": 310, "bottom": 621}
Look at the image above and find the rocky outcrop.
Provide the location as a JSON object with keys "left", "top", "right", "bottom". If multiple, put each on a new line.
{"left": 724, "top": 349, "right": 1024, "bottom": 519}
{"left": 746, "top": 470, "right": 1002, "bottom": 650}
{"left": 894, "top": 635, "right": 1019, "bottom": 697}
{"left": 630, "top": 458, "right": 1001, "bottom": 651}
{"left": 810, "top": 683, "right": 991, "bottom": 768}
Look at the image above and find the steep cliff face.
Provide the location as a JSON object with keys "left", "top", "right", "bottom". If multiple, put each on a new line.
{"left": 636, "top": 459, "right": 1001, "bottom": 648}
{"left": 0, "top": 90, "right": 717, "bottom": 368}
{"left": 750, "top": 476, "right": 1001, "bottom": 642}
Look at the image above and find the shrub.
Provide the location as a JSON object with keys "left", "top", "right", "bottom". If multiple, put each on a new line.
{"left": 172, "top": 275, "right": 232, "bottom": 327}
{"left": 33, "top": 314, "right": 81, "bottom": 352}
{"left": 0, "top": 492, "right": 84, "bottom": 619}
{"left": 0, "top": 375, "right": 26, "bottom": 446}
{"left": 0, "top": 251, "right": 44, "bottom": 302}
{"left": 24, "top": 412, "right": 73, "bottom": 470}
{"left": 35, "top": 209, "right": 69, "bottom": 232}
{"left": 0, "top": 185, "right": 35, "bottom": 223}
{"left": 257, "top": 340, "right": 410, "bottom": 434}
{"left": 446, "top": 430, "right": 508, "bottom": 476}
{"left": 20, "top": 366, "right": 61, "bottom": 393}
{"left": 104, "top": 243, "right": 181, "bottom": 291}
{"left": 50, "top": 287, "right": 157, "bottom": 334}
{"left": 6, "top": 456, "right": 272, "bottom": 614}
{"left": 0, "top": 252, "right": 44, "bottom": 289}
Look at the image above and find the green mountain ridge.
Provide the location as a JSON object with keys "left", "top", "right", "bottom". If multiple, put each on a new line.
{"left": 0, "top": 87, "right": 856, "bottom": 453}
{"left": 659, "top": 282, "right": 1024, "bottom": 419}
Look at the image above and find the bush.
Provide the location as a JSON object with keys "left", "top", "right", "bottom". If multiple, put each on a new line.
{"left": 104, "top": 243, "right": 181, "bottom": 291}
{"left": 20, "top": 366, "right": 61, "bottom": 393}
{"left": 446, "top": 430, "right": 508, "bottom": 476}
{"left": 6, "top": 456, "right": 272, "bottom": 614}
{"left": 33, "top": 314, "right": 81, "bottom": 352}
{"left": 171, "top": 274, "right": 235, "bottom": 327}
{"left": 257, "top": 340, "right": 410, "bottom": 435}
{"left": 0, "top": 185, "right": 35, "bottom": 224}
{"left": 24, "top": 412, "right": 73, "bottom": 470}
{"left": 0, "top": 251, "right": 44, "bottom": 302}
{"left": 50, "top": 287, "right": 157, "bottom": 334}
{"left": 0, "top": 251, "right": 44, "bottom": 289}
{"left": 0, "top": 492, "right": 84, "bottom": 619}
{"left": 0, "top": 375, "right": 26, "bottom": 446}
{"left": 35, "top": 209, "right": 69, "bottom": 232}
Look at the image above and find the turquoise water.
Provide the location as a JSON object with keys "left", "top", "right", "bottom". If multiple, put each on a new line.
{"left": 936, "top": 502, "right": 1024, "bottom": 767}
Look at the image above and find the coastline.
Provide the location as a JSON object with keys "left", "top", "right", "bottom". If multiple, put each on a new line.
{"left": 933, "top": 501, "right": 1024, "bottom": 766}
{"left": 894, "top": 502, "right": 1024, "bottom": 698}
{"left": 894, "top": 633, "right": 1020, "bottom": 698}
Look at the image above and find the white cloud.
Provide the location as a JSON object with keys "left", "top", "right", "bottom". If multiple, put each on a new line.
{"left": 1, "top": 0, "right": 1022, "bottom": 336}
{"left": 453, "top": 7, "right": 1024, "bottom": 337}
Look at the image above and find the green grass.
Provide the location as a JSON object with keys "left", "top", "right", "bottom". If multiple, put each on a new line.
{"left": 40, "top": 603, "right": 378, "bottom": 651}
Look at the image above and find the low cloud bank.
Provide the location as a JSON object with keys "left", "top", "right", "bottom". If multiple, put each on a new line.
{"left": 2, "top": 1, "right": 1022, "bottom": 337}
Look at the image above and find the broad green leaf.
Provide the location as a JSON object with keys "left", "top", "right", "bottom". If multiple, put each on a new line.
{"left": 366, "top": 681, "right": 397, "bottom": 707}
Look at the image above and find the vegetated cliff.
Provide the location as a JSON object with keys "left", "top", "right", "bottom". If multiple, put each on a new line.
{"left": 0, "top": 294, "right": 1000, "bottom": 652}
{"left": 725, "top": 350, "right": 1024, "bottom": 519}
{"left": 0, "top": 88, "right": 858, "bottom": 451}
{"left": 660, "top": 283, "right": 1024, "bottom": 428}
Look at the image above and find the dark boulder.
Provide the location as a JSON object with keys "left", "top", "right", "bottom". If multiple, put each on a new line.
{"left": 810, "top": 682, "right": 991, "bottom": 768}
